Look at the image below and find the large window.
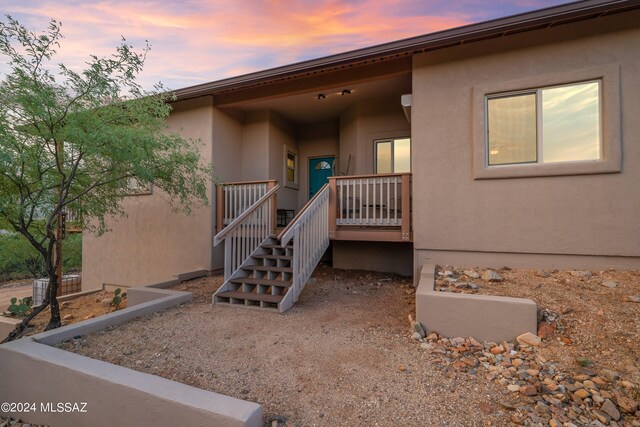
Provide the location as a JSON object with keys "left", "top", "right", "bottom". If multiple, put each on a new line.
{"left": 375, "top": 137, "right": 411, "bottom": 173}
{"left": 486, "top": 81, "right": 601, "bottom": 166}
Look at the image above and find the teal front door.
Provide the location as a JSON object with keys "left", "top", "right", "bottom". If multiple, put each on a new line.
{"left": 309, "top": 156, "right": 334, "bottom": 199}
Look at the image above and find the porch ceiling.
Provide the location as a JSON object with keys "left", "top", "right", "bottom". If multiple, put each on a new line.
{"left": 219, "top": 73, "right": 411, "bottom": 124}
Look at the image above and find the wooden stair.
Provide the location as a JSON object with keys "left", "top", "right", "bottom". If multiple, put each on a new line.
{"left": 214, "top": 237, "right": 294, "bottom": 311}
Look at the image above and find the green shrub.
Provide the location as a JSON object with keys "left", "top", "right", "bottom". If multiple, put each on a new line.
{"left": 0, "top": 232, "right": 82, "bottom": 281}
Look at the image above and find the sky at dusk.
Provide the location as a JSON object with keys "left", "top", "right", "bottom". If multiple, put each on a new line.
{"left": 2, "top": 0, "right": 571, "bottom": 91}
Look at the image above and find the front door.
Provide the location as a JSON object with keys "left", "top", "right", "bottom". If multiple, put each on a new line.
{"left": 309, "top": 156, "right": 334, "bottom": 199}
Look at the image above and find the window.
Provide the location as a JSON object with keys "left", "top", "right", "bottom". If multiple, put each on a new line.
{"left": 286, "top": 152, "right": 296, "bottom": 182}
{"left": 486, "top": 81, "right": 601, "bottom": 166}
{"left": 283, "top": 145, "right": 299, "bottom": 189}
{"left": 375, "top": 137, "right": 410, "bottom": 173}
{"left": 124, "top": 178, "right": 152, "bottom": 196}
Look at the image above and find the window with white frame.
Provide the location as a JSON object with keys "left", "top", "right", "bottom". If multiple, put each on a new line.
{"left": 375, "top": 137, "right": 411, "bottom": 173}
{"left": 486, "top": 80, "right": 601, "bottom": 166}
{"left": 283, "top": 146, "right": 299, "bottom": 189}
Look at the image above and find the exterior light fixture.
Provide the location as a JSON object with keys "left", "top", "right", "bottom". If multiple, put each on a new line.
{"left": 317, "top": 93, "right": 326, "bottom": 100}
{"left": 341, "top": 89, "right": 351, "bottom": 96}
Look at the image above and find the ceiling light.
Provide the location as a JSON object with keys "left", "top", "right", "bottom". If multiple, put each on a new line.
{"left": 341, "top": 89, "right": 351, "bottom": 96}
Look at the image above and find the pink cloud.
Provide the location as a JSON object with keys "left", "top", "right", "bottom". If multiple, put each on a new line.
{"left": 3, "top": 0, "right": 566, "bottom": 89}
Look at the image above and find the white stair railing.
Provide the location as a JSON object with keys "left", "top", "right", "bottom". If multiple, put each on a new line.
{"left": 214, "top": 185, "right": 279, "bottom": 280}
{"left": 278, "top": 184, "right": 330, "bottom": 302}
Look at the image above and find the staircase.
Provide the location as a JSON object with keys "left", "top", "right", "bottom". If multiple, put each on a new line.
{"left": 213, "top": 237, "right": 294, "bottom": 311}
{"left": 213, "top": 183, "right": 330, "bottom": 313}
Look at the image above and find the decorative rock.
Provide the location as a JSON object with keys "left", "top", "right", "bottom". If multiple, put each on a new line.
{"left": 478, "top": 402, "right": 495, "bottom": 415}
{"left": 450, "top": 337, "right": 466, "bottom": 347}
{"left": 601, "top": 399, "right": 621, "bottom": 420}
{"left": 560, "top": 336, "right": 573, "bottom": 345}
{"left": 101, "top": 298, "right": 112, "bottom": 307}
{"left": 625, "top": 295, "right": 640, "bottom": 303}
{"left": 464, "top": 270, "right": 480, "bottom": 279}
{"left": 482, "top": 270, "right": 503, "bottom": 282}
{"left": 570, "top": 270, "right": 592, "bottom": 278}
{"left": 419, "top": 342, "right": 433, "bottom": 350}
{"left": 617, "top": 396, "right": 639, "bottom": 414}
{"left": 411, "top": 332, "right": 422, "bottom": 341}
{"left": 517, "top": 332, "right": 542, "bottom": 347}
{"left": 535, "top": 270, "right": 551, "bottom": 278}
{"left": 601, "top": 369, "right": 620, "bottom": 381}
{"left": 520, "top": 385, "right": 538, "bottom": 396}
{"left": 490, "top": 345, "right": 505, "bottom": 355}
{"left": 574, "top": 389, "right": 590, "bottom": 399}
{"left": 507, "top": 384, "right": 520, "bottom": 392}
{"left": 411, "top": 321, "right": 426, "bottom": 338}
{"left": 537, "top": 322, "right": 555, "bottom": 339}
{"left": 601, "top": 280, "right": 618, "bottom": 288}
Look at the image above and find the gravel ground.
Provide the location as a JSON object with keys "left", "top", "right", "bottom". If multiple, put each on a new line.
{"left": 60, "top": 266, "right": 512, "bottom": 426}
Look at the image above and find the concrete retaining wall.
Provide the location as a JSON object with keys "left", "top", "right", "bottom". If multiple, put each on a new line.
{"left": 416, "top": 264, "right": 537, "bottom": 342}
{"left": 0, "top": 287, "right": 262, "bottom": 427}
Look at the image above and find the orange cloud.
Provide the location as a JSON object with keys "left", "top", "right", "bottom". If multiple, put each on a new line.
{"left": 3, "top": 0, "right": 566, "bottom": 89}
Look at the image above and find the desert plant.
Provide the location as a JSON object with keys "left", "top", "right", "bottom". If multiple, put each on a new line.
{"left": 0, "top": 16, "right": 212, "bottom": 342}
{"left": 576, "top": 357, "right": 593, "bottom": 367}
{"left": 111, "top": 288, "right": 127, "bottom": 310}
{"left": 7, "top": 297, "right": 32, "bottom": 317}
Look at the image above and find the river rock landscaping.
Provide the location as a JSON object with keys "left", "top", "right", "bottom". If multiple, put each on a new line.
{"left": 432, "top": 265, "right": 640, "bottom": 426}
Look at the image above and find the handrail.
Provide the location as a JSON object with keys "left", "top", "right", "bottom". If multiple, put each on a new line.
{"left": 217, "top": 179, "right": 277, "bottom": 187}
{"left": 214, "top": 184, "right": 279, "bottom": 246}
{"left": 278, "top": 183, "right": 328, "bottom": 246}
{"left": 328, "top": 172, "right": 409, "bottom": 180}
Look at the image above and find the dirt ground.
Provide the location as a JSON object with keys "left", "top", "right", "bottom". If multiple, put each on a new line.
{"left": 60, "top": 266, "right": 513, "bottom": 426}
{"left": 2, "top": 288, "right": 126, "bottom": 337}
{"left": 436, "top": 267, "right": 640, "bottom": 386}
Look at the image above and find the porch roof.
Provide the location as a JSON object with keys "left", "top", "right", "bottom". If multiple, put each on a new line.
{"left": 172, "top": 0, "right": 640, "bottom": 102}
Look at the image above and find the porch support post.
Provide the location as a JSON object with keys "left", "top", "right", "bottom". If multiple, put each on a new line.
{"left": 401, "top": 173, "right": 411, "bottom": 241}
{"left": 267, "top": 180, "right": 277, "bottom": 232}
{"left": 215, "top": 184, "right": 224, "bottom": 233}
{"left": 328, "top": 177, "right": 337, "bottom": 239}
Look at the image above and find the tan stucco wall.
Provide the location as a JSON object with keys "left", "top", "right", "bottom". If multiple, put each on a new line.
{"left": 241, "top": 111, "right": 270, "bottom": 180}
{"left": 268, "top": 112, "right": 298, "bottom": 211}
{"left": 411, "top": 12, "right": 640, "bottom": 270}
{"left": 339, "top": 98, "right": 411, "bottom": 175}
{"left": 297, "top": 122, "right": 339, "bottom": 208}
{"left": 82, "top": 97, "right": 216, "bottom": 289}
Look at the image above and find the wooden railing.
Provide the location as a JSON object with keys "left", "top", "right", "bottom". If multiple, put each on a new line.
{"left": 215, "top": 180, "right": 277, "bottom": 232}
{"left": 328, "top": 173, "right": 411, "bottom": 242}
{"left": 278, "top": 184, "right": 330, "bottom": 305}
{"left": 214, "top": 185, "right": 280, "bottom": 280}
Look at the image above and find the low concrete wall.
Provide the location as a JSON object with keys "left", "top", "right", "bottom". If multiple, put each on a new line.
{"left": 0, "top": 287, "right": 262, "bottom": 427}
{"left": 0, "top": 317, "right": 21, "bottom": 338}
{"left": 416, "top": 264, "right": 537, "bottom": 342}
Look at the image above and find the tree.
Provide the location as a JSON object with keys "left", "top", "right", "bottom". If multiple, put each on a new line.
{"left": 0, "top": 16, "right": 212, "bottom": 342}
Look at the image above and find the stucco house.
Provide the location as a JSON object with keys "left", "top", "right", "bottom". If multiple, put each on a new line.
{"left": 83, "top": 0, "right": 640, "bottom": 312}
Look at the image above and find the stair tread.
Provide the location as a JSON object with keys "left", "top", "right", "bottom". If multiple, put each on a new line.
{"left": 253, "top": 254, "right": 292, "bottom": 260}
{"left": 243, "top": 265, "right": 293, "bottom": 272}
{"left": 217, "top": 291, "right": 283, "bottom": 303}
{"left": 262, "top": 244, "right": 294, "bottom": 249}
{"left": 231, "top": 277, "right": 292, "bottom": 287}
